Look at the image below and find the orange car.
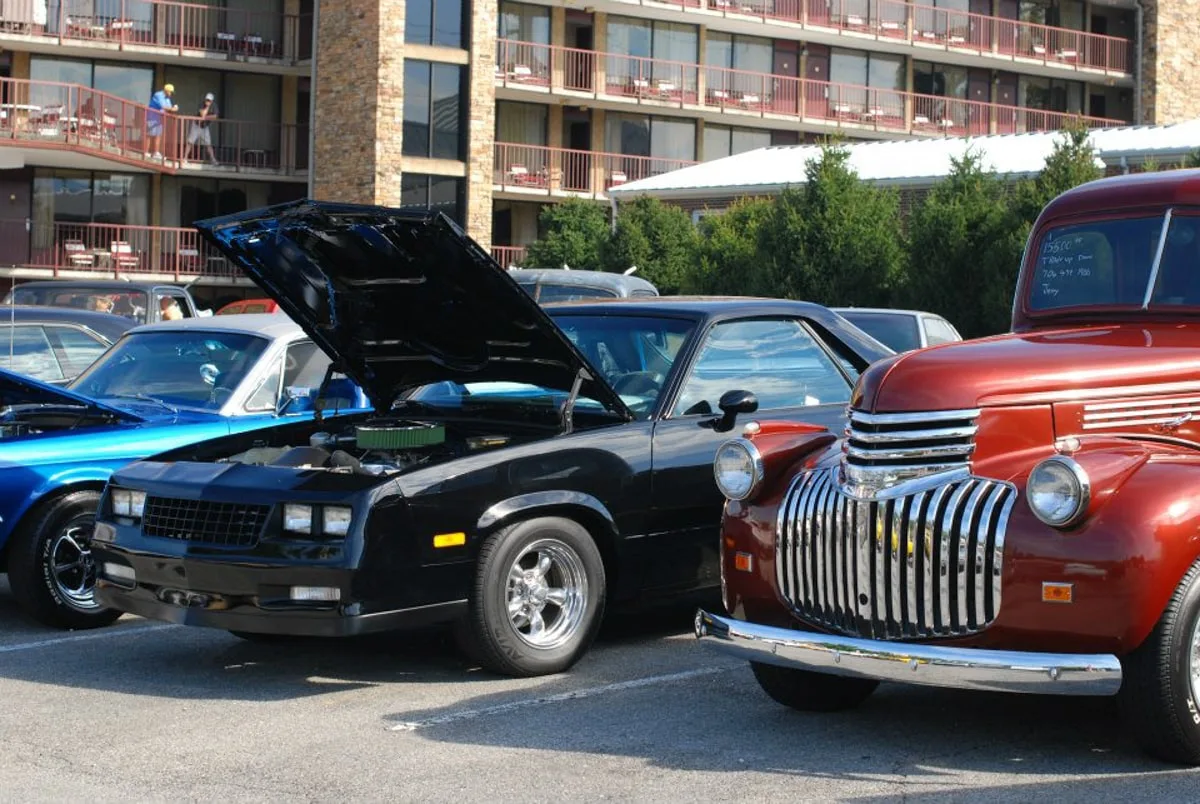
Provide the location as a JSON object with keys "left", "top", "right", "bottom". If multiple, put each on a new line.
{"left": 215, "top": 298, "right": 280, "bottom": 315}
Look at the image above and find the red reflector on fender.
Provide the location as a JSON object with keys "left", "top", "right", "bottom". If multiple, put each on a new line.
{"left": 734, "top": 552, "right": 754, "bottom": 572}
{"left": 1042, "top": 582, "right": 1074, "bottom": 603}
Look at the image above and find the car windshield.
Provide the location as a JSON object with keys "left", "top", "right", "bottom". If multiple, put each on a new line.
{"left": 5, "top": 286, "right": 151, "bottom": 323}
{"left": 1026, "top": 213, "right": 1200, "bottom": 312}
{"left": 406, "top": 314, "right": 697, "bottom": 421}
{"left": 838, "top": 311, "right": 921, "bottom": 352}
{"left": 68, "top": 330, "right": 271, "bottom": 411}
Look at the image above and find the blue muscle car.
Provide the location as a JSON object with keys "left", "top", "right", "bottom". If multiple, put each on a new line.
{"left": 0, "top": 313, "right": 366, "bottom": 630}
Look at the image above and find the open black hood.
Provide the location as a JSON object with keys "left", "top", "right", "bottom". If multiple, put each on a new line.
{"left": 194, "top": 200, "right": 632, "bottom": 418}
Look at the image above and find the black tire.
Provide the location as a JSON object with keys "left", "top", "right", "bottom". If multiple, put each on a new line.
{"left": 7, "top": 490, "right": 121, "bottom": 630}
{"left": 1117, "top": 559, "right": 1200, "bottom": 766}
{"left": 458, "top": 516, "right": 606, "bottom": 677}
{"left": 751, "top": 661, "right": 879, "bottom": 712}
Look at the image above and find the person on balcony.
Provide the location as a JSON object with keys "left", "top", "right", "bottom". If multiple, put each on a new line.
{"left": 146, "top": 83, "right": 178, "bottom": 160}
{"left": 184, "top": 93, "right": 220, "bottom": 166}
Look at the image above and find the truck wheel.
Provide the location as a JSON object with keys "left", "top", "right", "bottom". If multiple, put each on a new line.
{"left": 8, "top": 490, "right": 121, "bottom": 630}
{"left": 751, "top": 661, "right": 878, "bottom": 712}
{"left": 1118, "top": 559, "right": 1200, "bottom": 766}
{"left": 458, "top": 517, "right": 606, "bottom": 677}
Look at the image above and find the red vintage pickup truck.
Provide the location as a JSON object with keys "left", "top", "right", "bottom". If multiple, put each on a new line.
{"left": 697, "top": 168, "right": 1200, "bottom": 765}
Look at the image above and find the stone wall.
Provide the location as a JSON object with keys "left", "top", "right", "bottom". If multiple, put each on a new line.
{"left": 1140, "top": 0, "right": 1200, "bottom": 125}
{"left": 312, "top": 1, "right": 388, "bottom": 203}
{"left": 465, "top": 0, "right": 498, "bottom": 249}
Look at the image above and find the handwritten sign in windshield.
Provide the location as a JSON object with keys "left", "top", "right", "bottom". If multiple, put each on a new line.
{"left": 1031, "top": 231, "right": 1110, "bottom": 308}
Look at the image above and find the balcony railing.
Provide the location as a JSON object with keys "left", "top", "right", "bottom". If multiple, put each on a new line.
{"left": 494, "top": 142, "right": 698, "bottom": 199}
{"left": 496, "top": 40, "right": 1125, "bottom": 137}
{"left": 0, "top": 0, "right": 308, "bottom": 63}
{"left": 493, "top": 246, "right": 528, "bottom": 269}
{"left": 569, "top": 0, "right": 1129, "bottom": 75}
{"left": 0, "top": 77, "right": 307, "bottom": 174}
{"left": 0, "top": 220, "right": 241, "bottom": 280}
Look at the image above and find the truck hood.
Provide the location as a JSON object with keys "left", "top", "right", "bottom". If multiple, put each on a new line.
{"left": 0, "top": 366, "right": 145, "bottom": 423}
{"left": 194, "top": 200, "right": 633, "bottom": 419}
{"left": 853, "top": 323, "right": 1200, "bottom": 412}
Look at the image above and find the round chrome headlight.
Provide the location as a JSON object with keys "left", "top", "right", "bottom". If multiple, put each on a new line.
{"left": 1027, "top": 455, "right": 1090, "bottom": 527}
{"left": 713, "top": 438, "right": 764, "bottom": 501}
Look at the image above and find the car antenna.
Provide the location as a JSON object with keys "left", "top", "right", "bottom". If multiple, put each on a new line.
{"left": 559, "top": 367, "right": 587, "bottom": 435}
{"left": 624, "top": 265, "right": 638, "bottom": 276}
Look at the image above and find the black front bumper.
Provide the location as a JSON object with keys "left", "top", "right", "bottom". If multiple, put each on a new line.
{"left": 92, "top": 539, "right": 466, "bottom": 638}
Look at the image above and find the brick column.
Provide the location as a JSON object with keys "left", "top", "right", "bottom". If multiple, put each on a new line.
{"left": 1139, "top": 0, "right": 1200, "bottom": 124}
{"left": 594, "top": 12, "right": 608, "bottom": 94}
{"left": 311, "top": 0, "right": 393, "bottom": 204}
{"left": 548, "top": 104, "right": 564, "bottom": 193}
{"left": 465, "top": 0, "right": 499, "bottom": 249}
{"left": 590, "top": 108, "right": 606, "bottom": 200}
{"left": 551, "top": 6, "right": 566, "bottom": 91}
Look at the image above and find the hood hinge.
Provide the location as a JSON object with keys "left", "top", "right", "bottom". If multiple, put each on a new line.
{"left": 559, "top": 367, "right": 589, "bottom": 435}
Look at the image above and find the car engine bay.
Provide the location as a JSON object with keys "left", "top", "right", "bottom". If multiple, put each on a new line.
{"left": 219, "top": 418, "right": 522, "bottom": 476}
{"left": 0, "top": 404, "right": 122, "bottom": 440}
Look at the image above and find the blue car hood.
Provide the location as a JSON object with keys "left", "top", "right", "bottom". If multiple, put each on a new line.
{"left": 0, "top": 366, "right": 145, "bottom": 423}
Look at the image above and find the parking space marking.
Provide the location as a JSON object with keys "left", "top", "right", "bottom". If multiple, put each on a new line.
{"left": 0, "top": 623, "right": 176, "bottom": 654}
{"left": 388, "top": 664, "right": 739, "bottom": 731}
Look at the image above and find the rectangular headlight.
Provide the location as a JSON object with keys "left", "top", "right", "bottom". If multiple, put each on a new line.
{"left": 129, "top": 490, "right": 147, "bottom": 518}
{"left": 283, "top": 503, "right": 313, "bottom": 534}
{"left": 111, "top": 489, "right": 132, "bottom": 517}
{"left": 322, "top": 506, "right": 352, "bottom": 537}
{"left": 111, "top": 489, "right": 148, "bottom": 520}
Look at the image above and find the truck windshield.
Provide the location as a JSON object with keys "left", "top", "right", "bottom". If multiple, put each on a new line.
{"left": 1029, "top": 212, "right": 1200, "bottom": 311}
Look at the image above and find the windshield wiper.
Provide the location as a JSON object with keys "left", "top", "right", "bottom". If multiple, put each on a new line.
{"left": 102, "top": 394, "right": 178, "bottom": 414}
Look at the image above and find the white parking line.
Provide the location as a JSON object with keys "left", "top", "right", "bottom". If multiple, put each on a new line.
{"left": 388, "top": 664, "right": 739, "bottom": 731}
{"left": 0, "top": 623, "right": 176, "bottom": 654}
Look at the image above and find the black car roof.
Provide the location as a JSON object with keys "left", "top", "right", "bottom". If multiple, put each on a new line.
{"left": 546, "top": 296, "right": 895, "bottom": 364}
{"left": 508, "top": 269, "right": 659, "bottom": 294}
{"left": 0, "top": 305, "right": 137, "bottom": 341}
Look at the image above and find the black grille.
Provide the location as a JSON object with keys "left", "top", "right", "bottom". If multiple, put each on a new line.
{"left": 142, "top": 496, "right": 271, "bottom": 547}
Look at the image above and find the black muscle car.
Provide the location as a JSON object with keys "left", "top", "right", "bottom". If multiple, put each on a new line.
{"left": 90, "top": 200, "right": 892, "bottom": 677}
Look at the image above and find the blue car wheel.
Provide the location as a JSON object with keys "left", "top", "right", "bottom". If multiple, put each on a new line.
{"left": 8, "top": 490, "right": 122, "bottom": 630}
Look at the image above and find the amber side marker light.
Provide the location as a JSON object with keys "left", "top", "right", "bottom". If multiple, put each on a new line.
{"left": 1042, "top": 582, "right": 1074, "bottom": 603}
{"left": 433, "top": 532, "right": 467, "bottom": 548}
{"left": 734, "top": 552, "right": 754, "bottom": 572}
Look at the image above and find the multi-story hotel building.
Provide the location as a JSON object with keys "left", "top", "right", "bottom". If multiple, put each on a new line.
{"left": 0, "top": 0, "right": 1193, "bottom": 301}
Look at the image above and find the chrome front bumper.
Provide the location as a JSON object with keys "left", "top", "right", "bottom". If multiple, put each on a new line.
{"left": 694, "top": 610, "right": 1123, "bottom": 696}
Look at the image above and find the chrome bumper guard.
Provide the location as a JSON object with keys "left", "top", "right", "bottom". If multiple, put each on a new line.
{"left": 694, "top": 610, "right": 1122, "bottom": 696}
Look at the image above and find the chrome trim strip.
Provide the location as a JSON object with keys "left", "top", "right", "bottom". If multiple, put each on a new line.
{"left": 850, "top": 409, "right": 981, "bottom": 426}
{"left": 1084, "top": 396, "right": 1200, "bottom": 411}
{"left": 1083, "top": 413, "right": 1199, "bottom": 429}
{"left": 839, "top": 464, "right": 972, "bottom": 501}
{"left": 844, "top": 443, "right": 976, "bottom": 461}
{"left": 974, "top": 484, "right": 1002, "bottom": 630}
{"left": 845, "top": 425, "right": 979, "bottom": 443}
{"left": 694, "top": 610, "right": 1122, "bottom": 696}
{"left": 1142, "top": 207, "right": 1174, "bottom": 310}
{"left": 905, "top": 490, "right": 925, "bottom": 636}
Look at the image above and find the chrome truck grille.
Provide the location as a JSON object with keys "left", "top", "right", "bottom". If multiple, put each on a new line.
{"left": 775, "top": 408, "right": 1017, "bottom": 640}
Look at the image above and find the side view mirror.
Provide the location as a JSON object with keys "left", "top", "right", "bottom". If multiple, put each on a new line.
{"left": 714, "top": 389, "right": 758, "bottom": 433}
{"left": 277, "top": 385, "right": 311, "bottom": 415}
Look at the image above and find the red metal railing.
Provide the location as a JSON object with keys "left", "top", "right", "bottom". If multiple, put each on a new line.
{"left": 493, "top": 246, "right": 528, "bottom": 269}
{"left": 0, "top": 220, "right": 241, "bottom": 280}
{"left": 0, "top": 0, "right": 307, "bottom": 63}
{"left": 496, "top": 39, "right": 1126, "bottom": 135}
{"left": 537, "top": 0, "right": 1129, "bottom": 75}
{"left": 494, "top": 142, "right": 697, "bottom": 198}
{"left": 0, "top": 77, "right": 306, "bottom": 174}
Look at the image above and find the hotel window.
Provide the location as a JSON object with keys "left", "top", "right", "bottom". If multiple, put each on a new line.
{"left": 498, "top": 2, "right": 550, "bottom": 43}
{"left": 1019, "top": 76, "right": 1083, "bottom": 113}
{"left": 406, "top": 0, "right": 465, "bottom": 47}
{"left": 403, "top": 61, "right": 465, "bottom": 160}
{"left": 495, "top": 101, "right": 548, "bottom": 146}
{"left": 703, "top": 125, "right": 769, "bottom": 161}
{"left": 401, "top": 174, "right": 465, "bottom": 224}
{"left": 830, "top": 49, "right": 904, "bottom": 90}
{"left": 704, "top": 33, "right": 772, "bottom": 74}
{"left": 913, "top": 61, "right": 968, "bottom": 97}
{"left": 607, "top": 17, "right": 698, "bottom": 85}
{"left": 604, "top": 113, "right": 696, "bottom": 163}
{"left": 29, "top": 57, "right": 153, "bottom": 106}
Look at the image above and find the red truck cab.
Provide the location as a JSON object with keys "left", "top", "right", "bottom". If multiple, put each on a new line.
{"left": 698, "top": 169, "right": 1200, "bottom": 765}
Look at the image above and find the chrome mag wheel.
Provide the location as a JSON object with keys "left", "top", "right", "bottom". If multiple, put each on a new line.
{"left": 505, "top": 538, "right": 588, "bottom": 650}
{"left": 49, "top": 522, "right": 99, "bottom": 611}
{"left": 1191, "top": 612, "right": 1200, "bottom": 707}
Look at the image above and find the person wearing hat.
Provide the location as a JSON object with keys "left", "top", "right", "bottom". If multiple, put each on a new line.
{"left": 185, "top": 92, "right": 220, "bottom": 166}
{"left": 146, "top": 82, "right": 178, "bottom": 160}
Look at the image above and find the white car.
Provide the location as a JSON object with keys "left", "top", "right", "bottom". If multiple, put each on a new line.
{"left": 832, "top": 307, "right": 963, "bottom": 353}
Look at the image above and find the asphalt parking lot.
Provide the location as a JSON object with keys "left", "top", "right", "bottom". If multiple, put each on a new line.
{"left": 1, "top": 580, "right": 1198, "bottom": 802}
